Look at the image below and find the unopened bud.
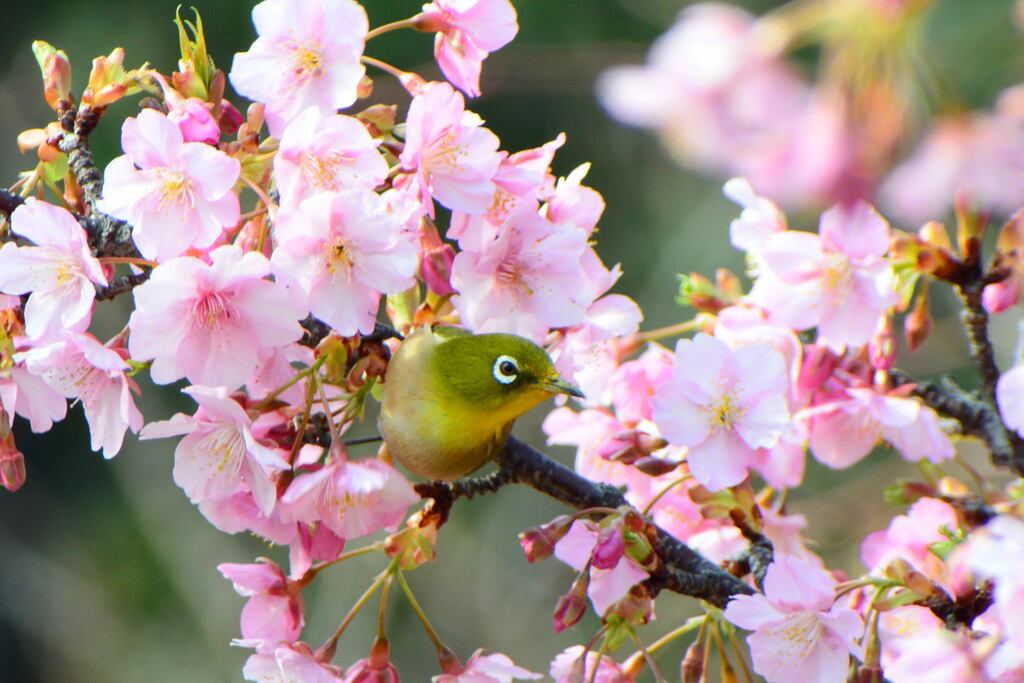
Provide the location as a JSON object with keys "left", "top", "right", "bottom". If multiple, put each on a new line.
{"left": 359, "top": 104, "right": 398, "bottom": 137}
{"left": 796, "top": 344, "right": 838, "bottom": 398}
{"left": 591, "top": 522, "right": 625, "bottom": 570}
{"left": 0, "top": 436, "right": 26, "bottom": 491}
{"left": 553, "top": 571, "right": 589, "bottom": 633}
{"left": 633, "top": 455, "right": 677, "bottom": 476}
{"left": 905, "top": 285, "right": 935, "bottom": 351}
{"left": 982, "top": 278, "right": 1020, "bottom": 314}
{"left": 681, "top": 638, "right": 705, "bottom": 683}
{"left": 217, "top": 99, "right": 244, "bottom": 136}
{"left": 32, "top": 42, "right": 72, "bottom": 111}
{"left": 518, "top": 514, "right": 573, "bottom": 563}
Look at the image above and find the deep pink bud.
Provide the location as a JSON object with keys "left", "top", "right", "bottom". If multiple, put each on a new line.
{"left": 553, "top": 571, "right": 589, "bottom": 633}
{"left": 0, "top": 436, "right": 26, "bottom": 491}
{"left": 345, "top": 637, "right": 400, "bottom": 683}
{"left": 591, "top": 523, "right": 625, "bottom": 570}
{"left": 218, "top": 99, "right": 244, "bottom": 135}
{"left": 421, "top": 243, "right": 456, "bottom": 296}
{"left": 519, "top": 515, "right": 573, "bottom": 563}
{"left": 796, "top": 344, "right": 838, "bottom": 398}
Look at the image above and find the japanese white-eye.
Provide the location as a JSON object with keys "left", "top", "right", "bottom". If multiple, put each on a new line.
{"left": 378, "top": 325, "right": 583, "bottom": 480}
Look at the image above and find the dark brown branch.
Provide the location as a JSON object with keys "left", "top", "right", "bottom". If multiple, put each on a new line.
{"left": 922, "top": 580, "right": 993, "bottom": 631}
{"left": 94, "top": 271, "right": 151, "bottom": 301}
{"left": 957, "top": 279, "right": 1000, "bottom": 407}
{"left": 0, "top": 188, "right": 26, "bottom": 216}
{"left": 891, "top": 369, "right": 1024, "bottom": 475}
{"left": 494, "top": 437, "right": 755, "bottom": 608}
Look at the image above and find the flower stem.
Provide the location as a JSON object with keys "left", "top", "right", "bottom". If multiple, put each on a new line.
{"left": 635, "top": 317, "right": 706, "bottom": 344}
{"left": 316, "top": 566, "right": 391, "bottom": 661}
{"left": 642, "top": 474, "right": 692, "bottom": 515}
{"left": 362, "top": 55, "right": 412, "bottom": 84}
{"left": 365, "top": 17, "right": 419, "bottom": 41}
{"left": 302, "top": 541, "right": 386, "bottom": 584}
{"left": 394, "top": 568, "right": 448, "bottom": 652}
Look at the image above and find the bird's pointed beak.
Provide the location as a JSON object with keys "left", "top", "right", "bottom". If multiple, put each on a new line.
{"left": 540, "top": 374, "right": 585, "bottom": 399}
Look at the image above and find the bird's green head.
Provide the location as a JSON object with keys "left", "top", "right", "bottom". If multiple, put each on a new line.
{"left": 433, "top": 332, "right": 583, "bottom": 417}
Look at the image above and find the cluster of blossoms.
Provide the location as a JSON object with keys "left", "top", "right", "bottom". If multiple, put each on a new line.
{"left": 6, "top": 0, "right": 1024, "bottom": 681}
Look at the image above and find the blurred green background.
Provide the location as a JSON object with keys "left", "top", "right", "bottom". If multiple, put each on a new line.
{"left": 1, "top": 0, "right": 1021, "bottom": 680}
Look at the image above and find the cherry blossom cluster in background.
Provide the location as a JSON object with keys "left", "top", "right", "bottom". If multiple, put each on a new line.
{"left": 4, "top": 0, "right": 1024, "bottom": 681}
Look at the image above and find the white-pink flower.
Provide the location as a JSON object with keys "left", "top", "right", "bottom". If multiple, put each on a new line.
{"left": 242, "top": 642, "right": 344, "bottom": 683}
{"left": 753, "top": 201, "right": 898, "bottom": 349}
{"left": 128, "top": 245, "right": 303, "bottom": 389}
{"left": 96, "top": 109, "right": 241, "bottom": 262}
{"left": 0, "top": 198, "right": 107, "bottom": 342}
{"left": 997, "top": 365, "right": 1024, "bottom": 436}
{"left": 141, "top": 385, "right": 291, "bottom": 515}
{"left": 724, "top": 555, "right": 863, "bottom": 683}
{"left": 277, "top": 458, "right": 417, "bottom": 540}
{"left": 451, "top": 210, "right": 597, "bottom": 343}
{"left": 419, "top": 0, "right": 518, "bottom": 98}
{"left": 229, "top": 0, "right": 368, "bottom": 136}
{"left": 271, "top": 190, "right": 418, "bottom": 337}
{"left": 219, "top": 558, "right": 305, "bottom": 653}
{"left": 549, "top": 646, "right": 633, "bottom": 683}
{"left": 651, "top": 333, "right": 790, "bottom": 491}
{"left": 398, "top": 81, "right": 503, "bottom": 215}
{"left": 18, "top": 332, "right": 143, "bottom": 458}
{"left": 433, "top": 649, "right": 541, "bottom": 683}
{"left": 274, "top": 107, "right": 388, "bottom": 210}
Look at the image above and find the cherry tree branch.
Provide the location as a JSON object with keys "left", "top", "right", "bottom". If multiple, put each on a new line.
{"left": 416, "top": 437, "right": 757, "bottom": 608}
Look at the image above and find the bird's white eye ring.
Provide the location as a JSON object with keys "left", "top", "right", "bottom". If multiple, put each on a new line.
{"left": 493, "top": 355, "right": 519, "bottom": 384}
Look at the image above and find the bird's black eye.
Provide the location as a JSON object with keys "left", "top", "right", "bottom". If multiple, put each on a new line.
{"left": 493, "top": 355, "right": 519, "bottom": 385}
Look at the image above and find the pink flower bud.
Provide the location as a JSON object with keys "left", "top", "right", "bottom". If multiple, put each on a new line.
{"left": 218, "top": 99, "right": 244, "bottom": 135}
{"left": 983, "top": 277, "right": 1020, "bottom": 314}
{"left": 345, "top": 637, "right": 400, "bottom": 683}
{"left": 421, "top": 243, "right": 456, "bottom": 296}
{"left": 868, "top": 315, "right": 897, "bottom": 371}
{"left": 0, "top": 437, "right": 26, "bottom": 491}
{"left": 591, "top": 523, "right": 625, "bottom": 570}
{"left": 796, "top": 344, "right": 838, "bottom": 398}
{"left": 553, "top": 572, "right": 589, "bottom": 633}
{"left": 518, "top": 515, "right": 573, "bottom": 563}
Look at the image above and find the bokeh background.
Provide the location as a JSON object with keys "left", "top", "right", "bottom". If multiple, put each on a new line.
{"left": 1, "top": 0, "right": 1021, "bottom": 680}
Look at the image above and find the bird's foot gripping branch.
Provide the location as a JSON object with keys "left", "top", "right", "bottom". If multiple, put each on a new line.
{"left": 7, "top": 1, "right": 1024, "bottom": 681}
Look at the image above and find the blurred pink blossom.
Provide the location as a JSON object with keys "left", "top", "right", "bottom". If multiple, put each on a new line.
{"left": 861, "top": 497, "right": 959, "bottom": 586}
{"left": 229, "top": 0, "right": 368, "bottom": 136}
{"left": 419, "top": 0, "right": 518, "bottom": 97}
{"left": 0, "top": 198, "right": 106, "bottom": 342}
{"left": 97, "top": 109, "right": 240, "bottom": 262}
{"left": 880, "top": 85, "right": 1024, "bottom": 225}
{"left": 997, "top": 365, "right": 1024, "bottom": 436}
{"left": 552, "top": 520, "right": 649, "bottom": 616}
{"left": 724, "top": 554, "right": 863, "bottom": 683}
{"left": 598, "top": 4, "right": 853, "bottom": 208}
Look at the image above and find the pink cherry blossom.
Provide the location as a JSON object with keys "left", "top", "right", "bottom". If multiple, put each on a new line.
{"left": 140, "top": 385, "right": 291, "bottom": 514}
{"left": 724, "top": 177, "right": 787, "bottom": 252}
{"left": 128, "top": 245, "right": 303, "bottom": 388}
{"left": 398, "top": 81, "right": 503, "bottom": 215}
{"left": 18, "top": 332, "right": 143, "bottom": 458}
{"left": 883, "top": 628, "right": 1005, "bottom": 683}
{"left": 448, "top": 134, "right": 565, "bottom": 251}
{"left": 451, "top": 210, "right": 598, "bottom": 342}
{"left": 997, "top": 365, "right": 1024, "bottom": 436}
{"left": 418, "top": 0, "right": 517, "bottom": 97}
{"left": 0, "top": 198, "right": 107, "bottom": 342}
{"left": 96, "top": 109, "right": 240, "bottom": 262}
{"left": 277, "top": 458, "right": 418, "bottom": 540}
{"left": 243, "top": 642, "right": 344, "bottom": 683}
{"left": 271, "top": 190, "right": 418, "bottom": 336}
{"left": 433, "top": 649, "right": 541, "bottom": 683}
{"left": 753, "top": 201, "right": 898, "bottom": 349}
{"left": 553, "top": 520, "right": 649, "bottom": 616}
{"left": 724, "top": 555, "right": 863, "bottom": 683}
{"left": 219, "top": 558, "right": 305, "bottom": 652}
{"left": 0, "top": 359, "right": 67, "bottom": 434}
{"left": 229, "top": 0, "right": 368, "bottom": 136}
{"left": 549, "top": 646, "right": 633, "bottom": 683}
{"left": 861, "top": 498, "right": 959, "bottom": 585}
{"left": 651, "top": 333, "right": 790, "bottom": 491}
{"left": 274, "top": 107, "right": 388, "bottom": 210}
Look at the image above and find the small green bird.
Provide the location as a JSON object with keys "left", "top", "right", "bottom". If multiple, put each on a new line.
{"left": 378, "top": 325, "right": 583, "bottom": 480}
